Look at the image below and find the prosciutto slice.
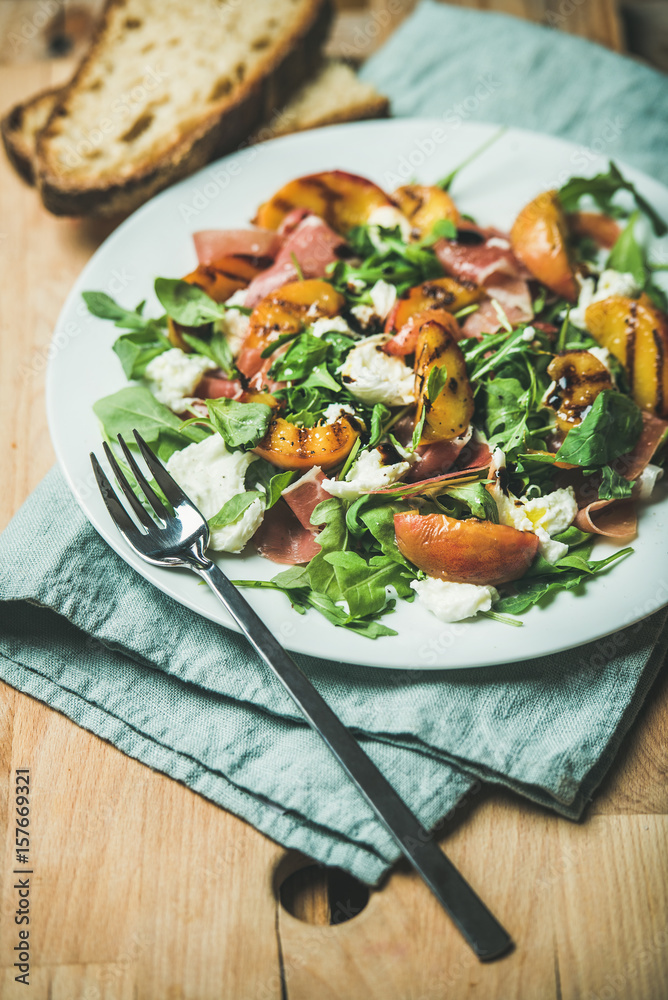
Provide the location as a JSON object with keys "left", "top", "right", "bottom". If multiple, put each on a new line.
{"left": 281, "top": 467, "right": 329, "bottom": 531}
{"left": 371, "top": 440, "right": 492, "bottom": 496}
{"left": 193, "top": 229, "right": 281, "bottom": 266}
{"left": 253, "top": 501, "right": 321, "bottom": 565}
{"left": 436, "top": 236, "right": 534, "bottom": 338}
{"left": 574, "top": 500, "right": 637, "bottom": 539}
{"left": 405, "top": 429, "right": 473, "bottom": 482}
{"left": 244, "top": 215, "right": 347, "bottom": 307}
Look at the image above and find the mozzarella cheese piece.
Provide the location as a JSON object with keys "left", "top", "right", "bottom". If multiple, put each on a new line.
{"left": 321, "top": 402, "right": 357, "bottom": 424}
{"left": 636, "top": 463, "right": 664, "bottom": 500}
{"left": 310, "top": 315, "right": 354, "bottom": 338}
{"left": 369, "top": 279, "right": 397, "bottom": 320}
{"left": 367, "top": 205, "right": 413, "bottom": 244}
{"left": 490, "top": 483, "right": 578, "bottom": 564}
{"left": 145, "top": 348, "right": 216, "bottom": 412}
{"left": 410, "top": 578, "right": 499, "bottom": 624}
{"left": 339, "top": 334, "right": 415, "bottom": 406}
{"left": 322, "top": 447, "right": 410, "bottom": 499}
{"left": 215, "top": 293, "right": 250, "bottom": 357}
{"left": 166, "top": 435, "right": 264, "bottom": 552}
{"left": 570, "top": 269, "right": 641, "bottom": 330}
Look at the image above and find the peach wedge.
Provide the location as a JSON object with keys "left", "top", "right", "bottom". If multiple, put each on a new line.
{"left": 510, "top": 189, "right": 578, "bottom": 301}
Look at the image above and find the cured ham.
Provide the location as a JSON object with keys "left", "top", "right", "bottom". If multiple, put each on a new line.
{"left": 195, "top": 374, "right": 245, "bottom": 400}
{"left": 244, "top": 215, "right": 347, "bottom": 307}
{"left": 281, "top": 467, "right": 329, "bottom": 531}
{"left": 574, "top": 500, "right": 637, "bottom": 539}
{"left": 253, "top": 501, "right": 322, "bottom": 565}
{"left": 193, "top": 228, "right": 281, "bottom": 267}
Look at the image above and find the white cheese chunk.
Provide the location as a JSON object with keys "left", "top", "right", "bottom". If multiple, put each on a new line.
{"left": 145, "top": 348, "right": 216, "bottom": 412}
{"left": 166, "top": 435, "right": 264, "bottom": 552}
{"left": 339, "top": 334, "right": 415, "bottom": 406}
{"left": 490, "top": 484, "right": 578, "bottom": 564}
{"left": 636, "top": 463, "right": 664, "bottom": 500}
{"left": 213, "top": 298, "right": 251, "bottom": 358}
{"left": 322, "top": 447, "right": 409, "bottom": 499}
{"left": 310, "top": 315, "right": 354, "bottom": 338}
{"left": 369, "top": 279, "right": 397, "bottom": 320}
{"left": 367, "top": 205, "right": 413, "bottom": 249}
{"left": 410, "top": 577, "right": 499, "bottom": 623}
{"left": 570, "top": 269, "right": 641, "bottom": 330}
{"left": 321, "top": 402, "right": 357, "bottom": 424}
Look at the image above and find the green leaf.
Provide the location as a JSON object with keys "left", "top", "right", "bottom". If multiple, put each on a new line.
{"left": 411, "top": 409, "right": 426, "bottom": 451}
{"left": 245, "top": 460, "right": 296, "bottom": 508}
{"left": 445, "top": 482, "right": 499, "bottom": 522}
{"left": 558, "top": 162, "right": 667, "bottom": 236}
{"left": 154, "top": 278, "right": 225, "bottom": 326}
{"left": 208, "top": 491, "right": 262, "bottom": 530}
{"left": 597, "top": 465, "right": 635, "bottom": 500}
{"left": 360, "top": 502, "right": 415, "bottom": 567}
{"left": 306, "top": 498, "right": 349, "bottom": 599}
{"left": 368, "top": 403, "right": 392, "bottom": 449}
{"left": 419, "top": 218, "right": 457, "bottom": 246}
{"left": 606, "top": 212, "right": 646, "bottom": 287}
{"left": 555, "top": 391, "right": 643, "bottom": 467}
{"left": 206, "top": 398, "right": 273, "bottom": 450}
{"left": 426, "top": 364, "right": 449, "bottom": 403}
{"left": 484, "top": 376, "right": 529, "bottom": 454}
{"left": 181, "top": 330, "right": 235, "bottom": 378}
{"left": 269, "top": 334, "right": 329, "bottom": 383}
{"left": 112, "top": 329, "right": 171, "bottom": 379}
{"left": 83, "top": 291, "right": 167, "bottom": 336}
{"left": 436, "top": 126, "right": 507, "bottom": 191}
{"left": 324, "top": 551, "right": 414, "bottom": 617}
{"left": 93, "top": 385, "right": 208, "bottom": 459}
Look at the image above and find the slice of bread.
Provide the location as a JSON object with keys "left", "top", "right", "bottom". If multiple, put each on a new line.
{"left": 1, "top": 86, "right": 60, "bottom": 185}
{"left": 2, "top": 60, "right": 388, "bottom": 192}
{"left": 33, "top": 0, "right": 333, "bottom": 217}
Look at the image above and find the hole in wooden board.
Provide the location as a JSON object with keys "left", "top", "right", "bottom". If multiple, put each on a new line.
{"left": 278, "top": 864, "right": 369, "bottom": 925}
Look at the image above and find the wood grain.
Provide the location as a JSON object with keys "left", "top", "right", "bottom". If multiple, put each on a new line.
{"left": 1, "top": 13, "right": 668, "bottom": 995}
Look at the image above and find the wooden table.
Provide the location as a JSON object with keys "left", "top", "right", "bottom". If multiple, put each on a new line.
{"left": 2, "top": 9, "right": 668, "bottom": 997}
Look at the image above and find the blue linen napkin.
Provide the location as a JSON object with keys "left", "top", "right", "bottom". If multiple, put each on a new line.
{"left": 2, "top": 2, "right": 668, "bottom": 884}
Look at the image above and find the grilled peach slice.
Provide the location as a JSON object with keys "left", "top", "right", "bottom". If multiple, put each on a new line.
{"left": 546, "top": 350, "right": 613, "bottom": 436}
{"left": 510, "top": 190, "right": 578, "bottom": 301}
{"left": 254, "top": 416, "right": 359, "bottom": 471}
{"left": 384, "top": 277, "right": 484, "bottom": 355}
{"left": 392, "top": 184, "right": 460, "bottom": 239}
{"left": 413, "top": 314, "right": 474, "bottom": 442}
{"left": 566, "top": 211, "right": 620, "bottom": 250}
{"left": 236, "top": 279, "right": 345, "bottom": 381}
{"left": 167, "top": 256, "right": 263, "bottom": 350}
{"left": 394, "top": 512, "right": 539, "bottom": 585}
{"left": 585, "top": 294, "right": 668, "bottom": 417}
{"left": 254, "top": 170, "right": 393, "bottom": 235}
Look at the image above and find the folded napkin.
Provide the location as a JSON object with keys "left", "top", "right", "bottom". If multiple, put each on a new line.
{"left": 1, "top": 469, "right": 666, "bottom": 882}
{"left": 2, "top": 3, "right": 668, "bottom": 884}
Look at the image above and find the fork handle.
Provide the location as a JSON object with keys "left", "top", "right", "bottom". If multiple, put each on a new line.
{"left": 194, "top": 558, "right": 512, "bottom": 961}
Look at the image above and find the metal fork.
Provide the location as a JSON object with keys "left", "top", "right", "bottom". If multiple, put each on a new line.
{"left": 91, "top": 430, "right": 512, "bottom": 961}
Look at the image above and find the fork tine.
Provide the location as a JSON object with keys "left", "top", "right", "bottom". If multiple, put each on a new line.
{"left": 90, "top": 453, "right": 143, "bottom": 538}
{"left": 102, "top": 441, "right": 155, "bottom": 530}
{"left": 116, "top": 433, "right": 170, "bottom": 521}
{"left": 133, "top": 430, "right": 190, "bottom": 508}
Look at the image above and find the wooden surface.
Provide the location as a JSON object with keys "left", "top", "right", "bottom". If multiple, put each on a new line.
{"left": 1, "top": 6, "right": 668, "bottom": 997}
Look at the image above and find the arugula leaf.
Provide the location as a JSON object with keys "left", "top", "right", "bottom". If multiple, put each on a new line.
{"left": 360, "top": 502, "right": 416, "bottom": 567}
{"left": 93, "top": 386, "right": 207, "bottom": 460}
{"left": 597, "top": 465, "right": 635, "bottom": 500}
{"left": 324, "top": 551, "right": 414, "bottom": 617}
{"left": 154, "top": 278, "right": 225, "bottom": 326}
{"left": 427, "top": 364, "right": 449, "bottom": 403}
{"left": 558, "top": 162, "right": 667, "bottom": 236}
{"left": 306, "top": 498, "right": 349, "bottom": 599}
{"left": 181, "top": 330, "right": 235, "bottom": 378}
{"left": 555, "top": 391, "right": 643, "bottom": 466}
{"left": 411, "top": 409, "right": 426, "bottom": 451}
{"left": 368, "top": 403, "right": 392, "bottom": 448}
{"left": 208, "top": 491, "right": 262, "bottom": 530}
{"left": 83, "top": 291, "right": 166, "bottom": 333}
{"left": 445, "top": 482, "right": 499, "bottom": 522}
{"left": 436, "top": 126, "right": 507, "bottom": 191}
{"left": 245, "top": 460, "right": 296, "bottom": 507}
{"left": 112, "top": 329, "right": 171, "bottom": 379}
{"left": 419, "top": 218, "right": 457, "bottom": 246}
{"left": 606, "top": 212, "right": 646, "bottom": 287}
{"left": 484, "top": 376, "right": 529, "bottom": 454}
{"left": 206, "top": 398, "right": 273, "bottom": 450}
{"left": 269, "top": 333, "right": 329, "bottom": 382}
{"left": 495, "top": 546, "right": 632, "bottom": 614}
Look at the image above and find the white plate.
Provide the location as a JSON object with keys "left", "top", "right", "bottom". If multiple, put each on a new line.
{"left": 46, "top": 119, "right": 668, "bottom": 670}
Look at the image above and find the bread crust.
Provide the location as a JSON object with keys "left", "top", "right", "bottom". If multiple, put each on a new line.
{"left": 35, "top": 0, "right": 333, "bottom": 216}
{"left": 1, "top": 87, "right": 59, "bottom": 185}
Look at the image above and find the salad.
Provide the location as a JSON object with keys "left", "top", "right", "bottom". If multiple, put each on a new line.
{"left": 85, "top": 152, "right": 668, "bottom": 639}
